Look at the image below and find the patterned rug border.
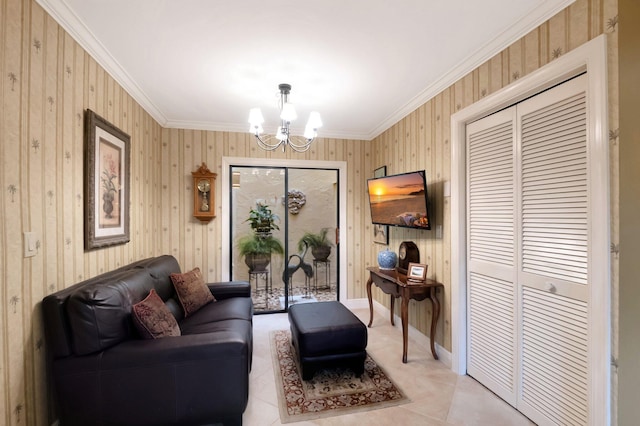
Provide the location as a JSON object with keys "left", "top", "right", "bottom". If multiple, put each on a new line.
{"left": 270, "top": 330, "right": 410, "bottom": 423}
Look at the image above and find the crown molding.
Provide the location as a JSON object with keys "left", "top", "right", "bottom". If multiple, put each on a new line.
{"left": 36, "top": 0, "right": 169, "bottom": 126}
{"left": 366, "top": 0, "right": 576, "bottom": 140}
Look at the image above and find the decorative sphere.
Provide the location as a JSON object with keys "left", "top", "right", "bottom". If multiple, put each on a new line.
{"left": 377, "top": 249, "right": 398, "bottom": 270}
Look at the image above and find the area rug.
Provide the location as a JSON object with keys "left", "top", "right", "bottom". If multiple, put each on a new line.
{"left": 270, "top": 330, "right": 409, "bottom": 423}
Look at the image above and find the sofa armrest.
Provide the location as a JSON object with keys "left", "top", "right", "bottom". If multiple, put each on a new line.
{"left": 208, "top": 280, "right": 251, "bottom": 300}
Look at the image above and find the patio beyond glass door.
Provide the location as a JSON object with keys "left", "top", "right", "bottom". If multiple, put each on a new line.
{"left": 230, "top": 166, "right": 339, "bottom": 313}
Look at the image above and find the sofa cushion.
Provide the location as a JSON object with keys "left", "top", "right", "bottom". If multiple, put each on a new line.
{"left": 179, "top": 298, "right": 254, "bottom": 333}
{"left": 66, "top": 268, "right": 153, "bottom": 355}
{"left": 180, "top": 317, "right": 253, "bottom": 343}
{"left": 127, "top": 255, "right": 182, "bottom": 301}
{"left": 170, "top": 267, "right": 215, "bottom": 317}
{"left": 132, "top": 289, "right": 181, "bottom": 339}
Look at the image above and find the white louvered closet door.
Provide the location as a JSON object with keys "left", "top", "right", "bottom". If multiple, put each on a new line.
{"left": 466, "top": 107, "right": 518, "bottom": 406}
{"left": 516, "top": 75, "right": 589, "bottom": 426}
{"left": 467, "top": 74, "right": 591, "bottom": 426}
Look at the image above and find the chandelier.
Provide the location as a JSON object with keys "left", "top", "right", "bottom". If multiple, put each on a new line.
{"left": 248, "top": 83, "right": 322, "bottom": 153}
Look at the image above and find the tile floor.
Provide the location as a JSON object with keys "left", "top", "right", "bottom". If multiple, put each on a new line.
{"left": 243, "top": 307, "right": 535, "bottom": 426}
{"left": 251, "top": 284, "right": 338, "bottom": 313}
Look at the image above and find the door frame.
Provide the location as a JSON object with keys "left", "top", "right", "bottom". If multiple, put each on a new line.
{"left": 451, "top": 35, "right": 610, "bottom": 423}
{"left": 221, "top": 157, "right": 348, "bottom": 303}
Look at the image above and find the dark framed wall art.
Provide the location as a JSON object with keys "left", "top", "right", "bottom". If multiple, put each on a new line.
{"left": 372, "top": 165, "right": 389, "bottom": 245}
{"left": 84, "top": 109, "right": 131, "bottom": 249}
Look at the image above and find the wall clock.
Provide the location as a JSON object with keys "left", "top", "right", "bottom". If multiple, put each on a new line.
{"left": 398, "top": 241, "right": 419, "bottom": 273}
{"left": 192, "top": 162, "right": 217, "bottom": 222}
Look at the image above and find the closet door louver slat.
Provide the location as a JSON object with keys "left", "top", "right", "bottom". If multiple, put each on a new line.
{"left": 468, "top": 118, "right": 514, "bottom": 267}
{"left": 521, "top": 287, "right": 588, "bottom": 426}
{"left": 520, "top": 92, "right": 588, "bottom": 284}
{"left": 468, "top": 272, "right": 517, "bottom": 401}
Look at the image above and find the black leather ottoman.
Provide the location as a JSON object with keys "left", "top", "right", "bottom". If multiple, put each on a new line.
{"left": 288, "top": 301, "right": 368, "bottom": 380}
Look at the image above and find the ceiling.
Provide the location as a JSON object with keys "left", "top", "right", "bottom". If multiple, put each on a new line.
{"left": 38, "top": 0, "right": 572, "bottom": 140}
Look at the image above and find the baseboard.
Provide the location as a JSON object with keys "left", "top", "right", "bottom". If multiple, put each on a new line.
{"left": 343, "top": 298, "right": 452, "bottom": 369}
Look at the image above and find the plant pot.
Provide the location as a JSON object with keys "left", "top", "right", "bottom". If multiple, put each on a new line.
{"left": 312, "top": 245, "right": 331, "bottom": 262}
{"left": 244, "top": 253, "right": 271, "bottom": 273}
{"left": 255, "top": 230, "right": 272, "bottom": 239}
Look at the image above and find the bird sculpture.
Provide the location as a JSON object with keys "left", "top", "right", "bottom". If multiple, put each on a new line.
{"left": 283, "top": 241, "right": 314, "bottom": 300}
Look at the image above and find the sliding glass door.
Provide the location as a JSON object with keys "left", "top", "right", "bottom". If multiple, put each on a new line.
{"left": 230, "top": 166, "right": 339, "bottom": 313}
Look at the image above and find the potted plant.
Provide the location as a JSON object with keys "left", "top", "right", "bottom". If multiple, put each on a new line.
{"left": 238, "top": 202, "right": 283, "bottom": 272}
{"left": 298, "top": 228, "right": 333, "bottom": 261}
{"left": 245, "top": 202, "right": 279, "bottom": 235}
{"left": 237, "top": 234, "right": 284, "bottom": 272}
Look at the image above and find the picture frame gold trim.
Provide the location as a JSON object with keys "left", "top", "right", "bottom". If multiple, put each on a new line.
{"left": 373, "top": 166, "right": 389, "bottom": 245}
{"left": 84, "top": 109, "right": 130, "bottom": 250}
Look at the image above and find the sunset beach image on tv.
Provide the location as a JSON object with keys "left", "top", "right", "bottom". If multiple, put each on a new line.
{"left": 367, "top": 170, "right": 430, "bottom": 229}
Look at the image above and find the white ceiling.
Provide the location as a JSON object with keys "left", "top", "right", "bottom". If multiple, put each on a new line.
{"left": 38, "top": 0, "right": 572, "bottom": 140}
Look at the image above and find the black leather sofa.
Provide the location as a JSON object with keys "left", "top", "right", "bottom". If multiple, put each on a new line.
{"left": 42, "top": 255, "right": 253, "bottom": 426}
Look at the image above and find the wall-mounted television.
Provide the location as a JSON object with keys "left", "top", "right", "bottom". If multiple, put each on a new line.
{"left": 367, "top": 170, "right": 431, "bottom": 230}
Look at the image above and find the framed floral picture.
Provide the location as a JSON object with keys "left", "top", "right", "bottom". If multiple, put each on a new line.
{"left": 84, "top": 109, "right": 130, "bottom": 249}
{"left": 373, "top": 166, "right": 389, "bottom": 245}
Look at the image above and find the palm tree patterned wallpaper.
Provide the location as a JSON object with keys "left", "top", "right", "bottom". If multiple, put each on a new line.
{"left": 0, "top": 0, "right": 619, "bottom": 424}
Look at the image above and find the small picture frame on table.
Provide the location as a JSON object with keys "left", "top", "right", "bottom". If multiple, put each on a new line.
{"left": 407, "top": 262, "right": 427, "bottom": 283}
{"left": 372, "top": 166, "right": 389, "bottom": 245}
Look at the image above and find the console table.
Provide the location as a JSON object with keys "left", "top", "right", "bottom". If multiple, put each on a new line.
{"left": 366, "top": 267, "right": 443, "bottom": 363}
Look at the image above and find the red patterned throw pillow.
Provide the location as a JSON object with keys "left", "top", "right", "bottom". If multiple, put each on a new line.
{"left": 132, "top": 289, "right": 181, "bottom": 339}
{"left": 170, "top": 267, "right": 215, "bottom": 317}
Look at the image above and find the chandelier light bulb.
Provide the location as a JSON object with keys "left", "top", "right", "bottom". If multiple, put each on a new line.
{"left": 307, "top": 111, "right": 323, "bottom": 129}
{"left": 249, "top": 124, "right": 264, "bottom": 135}
{"left": 280, "top": 103, "right": 297, "bottom": 122}
{"left": 303, "top": 126, "right": 316, "bottom": 140}
{"left": 248, "top": 108, "right": 264, "bottom": 127}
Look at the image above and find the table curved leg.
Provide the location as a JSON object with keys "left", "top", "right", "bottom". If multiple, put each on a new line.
{"left": 367, "top": 277, "right": 374, "bottom": 327}
{"left": 429, "top": 288, "right": 440, "bottom": 360}
{"left": 390, "top": 296, "right": 395, "bottom": 326}
{"left": 401, "top": 295, "right": 409, "bottom": 363}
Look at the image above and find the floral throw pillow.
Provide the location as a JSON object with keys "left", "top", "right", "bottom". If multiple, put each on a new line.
{"left": 170, "top": 267, "right": 215, "bottom": 317}
{"left": 132, "top": 289, "right": 181, "bottom": 339}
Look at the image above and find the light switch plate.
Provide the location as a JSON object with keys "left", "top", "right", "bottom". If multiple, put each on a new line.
{"left": 443, "top": 180, "right": 451, "bottom": 197}
{"left": 24, "top": 232, "right": 37, "bottom": 257}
